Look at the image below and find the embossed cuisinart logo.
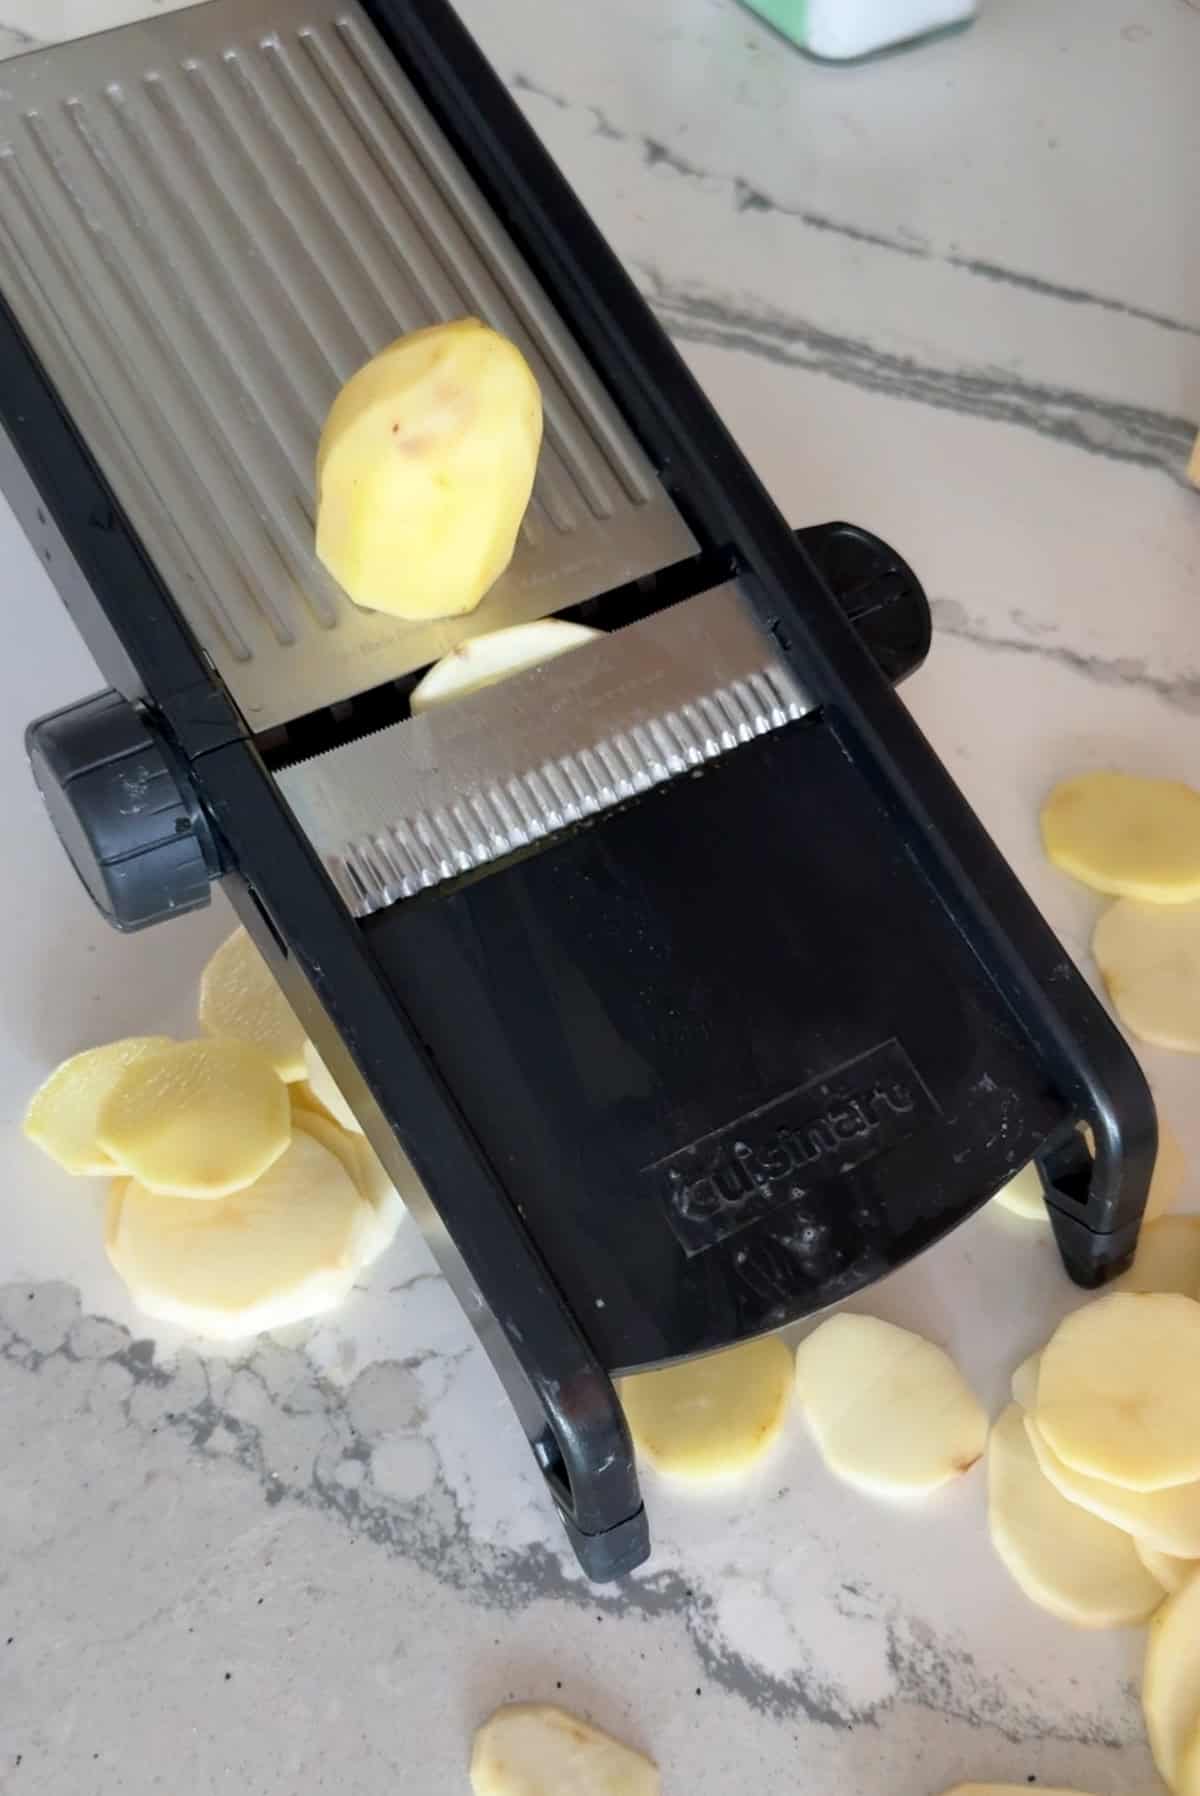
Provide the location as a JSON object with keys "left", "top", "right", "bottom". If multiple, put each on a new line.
{"left": 644, "top": 1041, "right": 938, "bottom": 1256}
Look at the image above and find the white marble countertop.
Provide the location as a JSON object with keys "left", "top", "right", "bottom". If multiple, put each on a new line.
{"left": 0, "top": 1, "right": 1197, "bottom": 1791}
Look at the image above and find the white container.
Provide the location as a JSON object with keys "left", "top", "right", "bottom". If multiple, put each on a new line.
{"left": 740, "top": 0, "right": 976, "bottom": 62}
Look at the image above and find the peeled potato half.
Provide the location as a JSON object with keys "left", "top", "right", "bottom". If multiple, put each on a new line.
{"left": 1036, "top": 1292, "right": 1200, "bottom": 1492}
{"left": 106, "top": 1130, "right": 373, "bottom": 1340}
{"left": 1041, "top": 771, "right": 1200, "bottom": 902}
{"left": 1143, "top": 1561, "right": 1200, "bottom": 1787}
{"left": 987, "top": 1404, "right": 1161, "bottom": 1628}
{"left": 198, "top": 927, "right": 306, "bottom": 1082}
{"left": 410, "top": 618, "right": 600, "bottom": 713}
{"left": 23, "top": 1036, "right": 173, "bottom": 1175}
{"left": 97, "top": 1038, "right": 290, "bottom": 1199}
{"left": 1093, "top": 898, "right": 1200, "bottom": 1053}
{"left": 316, "top": 318, "right": 543, "bottom": 621}
{"left": 618, "top": 1334, "right": 792, "bottom": 1483}
{"left": 795, "top": 1313, "right": 987, "bottom": 1496}
{"left": 470, "top": 1704, "right": 659, "bottom": 1796}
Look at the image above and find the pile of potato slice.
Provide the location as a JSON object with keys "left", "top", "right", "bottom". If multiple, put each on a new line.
{"left": 1042, "top": 769, "right": 1200, "bottom": 1053}
{"left": 23, "top": 927, "right": 403, "bottom": 1340}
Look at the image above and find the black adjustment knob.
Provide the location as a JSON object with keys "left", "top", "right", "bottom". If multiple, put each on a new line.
{"left": 26, "top": 691, "right": 220, "bottom": 932}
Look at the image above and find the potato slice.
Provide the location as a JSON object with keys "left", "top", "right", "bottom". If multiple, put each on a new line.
{"left": 988, "top": 1404, "right": 1161, "bottom": 1628}
{"left": 316, "top": 318, "right": 542, "bottom": 621}
{"left": 302, "top": 1041, "right": 363, "bottom": 1136}
{"left": 1136, "top": 1538, "right": 1197, "bottom": 1596}
{"left": 618, "top": 1335, "right": 792, "bottom": 1483}
{"left": 795, "top": 1313, "right": 987, "bottom": 1496}
{"left": 992, "top": 1161, "right": 1046, "bottom": 1220}
{"left": 106, "top": 1130, "right": 373, "bottom": 1341}
{"left": 198, "top": 927, "right": 306, "bottom": 1082}
{"left": 1143, "top": 1559, "right": 1200, "bottom": 1787}
{"left": 1010, "top": 1352, "right": 1042, "bottom": 1411}
{"left": 97, "top": 1039, "right": 290, "bottom": 1199}
{"left": 1093, "top": 898, "right": 1200, "bottom": 1053}
{"left": 1025, "top": 1414, "right": 1200, "bottom": 1557}
{"left": 292, "top": 1108, "right": 404, "bottom": 1269}
{"left": 1036, "top": 1292, "right": 1200, "bottom": 1491}
{"left": 23, "top": 1036, "right": 174, "bottom": 1175}
{"left": 410, "top": 619, "right": 600, "bottom": 713}
{"left": 1183, "top": 1724, "right": 1200, "bottom": 1796}
{"left": 470, "top": 1704, "right": 659, "bottom": 1796}
{"left": 1041, "top": 771, "right": 1200, "bottom": 903}
{"left": 1122, "top": 1217, "right": 1200, "bottom": 1298}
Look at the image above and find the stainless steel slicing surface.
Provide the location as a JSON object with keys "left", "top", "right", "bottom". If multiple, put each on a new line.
{"left": 0, "top": 0, "right": 695, "bottom": 731}
{"left": 277, "top": 581, "right": 811, "bottom": 915}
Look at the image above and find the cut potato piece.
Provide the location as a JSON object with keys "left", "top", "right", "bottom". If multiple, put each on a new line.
{"left": 410, "top": 619, "right": 600, "bottom": 714}
{"left": 316, "top": 318, "right": 542, "bottom": 621}
{"left": 292, "top": 1109, "right": 404, "bottom": 1268}
{"left": 1122, "top": 1217, "right": 1200, "bottom": 1298}
{"left": 97, "top": 1039, "right": 290, "bottom": 1200}
{"left": 795, "top": 1313, "right": 987, "bottom": 1496}
{"left": 302, "top": 1041, "right": 363, "bottom": 1135}
{"left": 1143, "top": 1558, "right": 1200, "bottom": 1787}
{"left": 992, "top": 1161, "right": 1046, "bottom": 1220}
{"left": 1136, "top": 1538, "right": 1197, "bottom": 1596}
{"left": 1146, "top": 1118, "right": 1188, "bottom": 1222}
{"left": 618, "top": 1335, "right": 792, "bottom": 1483}
{"left": 1093, "top": 898, "right": 1200, "bottom": 1053}
{"left": 1010, "top": 1352, "right": 1042, "bottom": 1411}
{"left": 470, "top": 1704, "right": 659, "bottom": 1796}
{"left": 1037, "top": 1292, "right": 1200, "bottom": 1491}
{"left": 198, "top": 927, "right": 306, "bottom": 1082}
{"left": 106, "top": 1130, "right": 373, "bottom": 1341}
{"left": 1041, "top": 771, "right": 1200, "bottom": 903}
{"left": 1025, "top": 1414, "right": 1200, "bottom": 1557}
{"left": 23, "top": 1036, "right": 174, "bottom": 1176}
{"left": 988, "top": 1404, "right": 1161, "bottom": 1628}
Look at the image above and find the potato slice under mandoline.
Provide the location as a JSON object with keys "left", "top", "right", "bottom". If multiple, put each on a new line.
{"left": 302, "top": 1040, "right": 363, "bottom": 1135}
{"left": 1143, "top": 1559, "right": 1200, "bottom": 1788}
{"left": 1093, "top": 898, "right": 1200, "bottom": 1053}
{"left": 618, "top": 1335, "right": 793, "bottom": 1483}
{"left": 1122, "top": 1217, "right": 1200, "bottom": 1298}
{"left": 106, "top": 1129, "right": 374, "bottom": 1341}
{"left": 198, "top": 926, "right": 307, "bottom": 1082}
{"left": 291, "top": 1108, "right": 404, "bottom": 1269}
{"left": 409, "top": 618, "right": 600, "bottom": 714}
{"left": 1041, "top": 771, "right": 1200, "bottom": 903}
{"left": 795, "top": 1313, "right": 987, "bottom": 1496}
{"left": 23, "top": 1036, "right": 174, "bottom": 1176}
{"left": 97, "top": 1038, "right": 290, "bottom": 1199}
{"left": 470, "top": 1704, "right": 660, "bottom": 1796}
{"left": 1025, "top": 1413, "right": 1200, "bottom": 1558}
{"left": 992, "top": 1161, "right": 1047, "bottom": 1220}
{"left": 988, "top": 1404, "right": 1162, "bottom": 1629}
{"left": 1036, "top": 1291, "right": 1200, "bottom": 1492}
{"left": 1136, "top": 1538, "right": 1198, "bottom": 1597}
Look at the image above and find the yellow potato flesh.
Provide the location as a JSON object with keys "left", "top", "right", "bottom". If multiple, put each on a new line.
{"left": 795, "top": 1313, "right": 987, "bottom": 1496}
{"left": 198, "top": 927, "right": 307, "bottom": 1082}
{"left": 1184, "top": 1724, "right": 1200, "bottom": 1796}
{"left": 1037, "top": 1292, "right": 1200, "bottom": 1492}
{"left": 1122, "top": 1217, "right": 1200, "bottom": 1297}
{"left": 409, "top": 619, "right": 600, "bottom": 713}
{"left": 1041, "top": 771, "right": 1200, "bottom": 903}
{"left": 23, "top": 1036, "right": 173, "bottom": 1176}
{"left": 992, "top": 1161, "right": 1046, "bottom": 1220}
{"left": 316, "top": 318, "right": 543, "bottom": 621}
{"left": 1093, "top": 898, "right": 1200, "bottom": 1053}
{"left": 97, "top": 1038, "right": 290, "bottom": 1199}
{"left": 618, "top": 1335, "right": 792, "bottom": 1483}
{"left": 1143, "top": 1562, "right": 1200, "bottom": 1787}
{"left": 1136, "top": 1538, "right": 1197, "bottom": 1596}
{"left": 1010, "top": 1352, "right": 1042, "bottom": 1411}
{"left": 987, "top": 1404, "right": 1161, "bottom": 1629}
{"left": 292, "top": 1107, "right": 404, "bottom": 1269}
{"left": 1025, "top": 1413, "right": 1200, "bottom": 1558}
{"left": 302, "top": 1040, "right": 363, "bottom": 1135}
{"left": 470, "top": 1704, "right": 660, "bottom": 1796}
{"left": 106, "top": 1130, "right": 372, "bottom": 1341}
